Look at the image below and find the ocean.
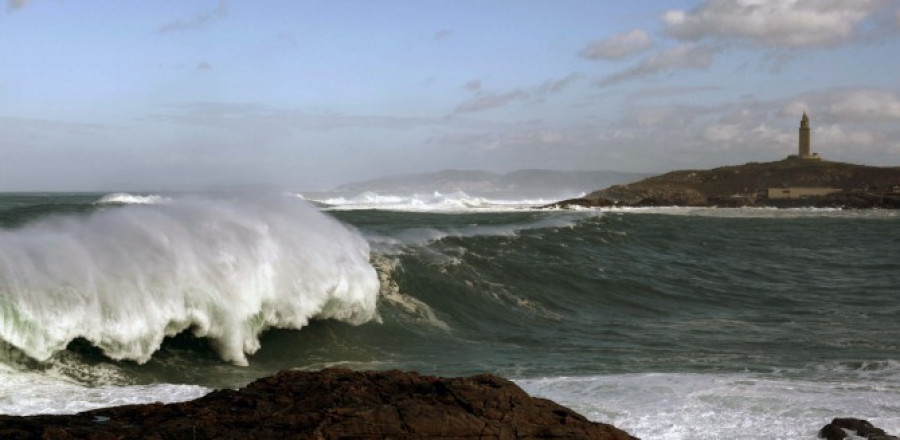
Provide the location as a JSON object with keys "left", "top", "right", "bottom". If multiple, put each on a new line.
{"left": 0, "top": 191, "right": 898, "bottom": 439}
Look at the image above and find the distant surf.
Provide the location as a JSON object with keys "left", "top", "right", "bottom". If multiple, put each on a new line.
{"left": 94, "top": 193, "right": 170, "bottom": 205}
{"left": 303, "top": 190, "right": 563, "bottom": 212}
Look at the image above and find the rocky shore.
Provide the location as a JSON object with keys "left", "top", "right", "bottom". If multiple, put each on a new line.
{"left": 549, "top": 159, "right": 900, "bottom": 209}
{"left": 0, "top": 369, "right": 637, "bottom": 439}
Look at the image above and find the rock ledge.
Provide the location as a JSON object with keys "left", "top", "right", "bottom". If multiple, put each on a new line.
{"left": 0, "top": 368, "right": 638, "bottom": 439}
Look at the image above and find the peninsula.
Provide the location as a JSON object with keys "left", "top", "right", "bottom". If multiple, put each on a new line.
{"left": 552, "top": 114, "right": 900, "bottom": 209}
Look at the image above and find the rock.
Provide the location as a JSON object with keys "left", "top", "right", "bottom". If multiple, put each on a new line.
{"left": 819, "top": 422, "right": 848, "bottom": 440}
{"left": 820, "top": 418, "right": 899, "bottom": 440}
{"left": 0, "top": 369, "right": 638, "bottom": 439}
{"left": 552, "top": 159, "right": 900, "bottom": 209}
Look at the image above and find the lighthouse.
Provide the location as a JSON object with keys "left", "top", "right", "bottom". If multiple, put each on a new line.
{"left": 797, "top": 112, "right": 820, "bottom": 160}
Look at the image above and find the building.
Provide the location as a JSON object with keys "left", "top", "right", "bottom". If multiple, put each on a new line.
{"left": 797, "top": 112, "right": 821, "bottom": 160}
{"left": 767, "top": 187, "right": 840, "bottom": 200}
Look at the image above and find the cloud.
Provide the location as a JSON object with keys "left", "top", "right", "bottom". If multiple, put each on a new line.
{"left": 463, "top": 79, "right": 482, "bottom": 93}
{"left": 781, "top": 89, "right": 900, "bottom": 123}
{"left": 197, "top": 62, "right": 213, "bottom": 71}
{"left": 827, "top": 90, "right": 900, "bottom": 121}
{"left": 433, "top": 29, "right": 453, "bottom": 41}
{"left": 816, "top": 123, "right": 877, "bottom": 148}
{"left": 662, "top": 0, "right": 891, "bottom": 48}
{"left": 599, "top": 43, "right": 716, "bottom": 86}
{"left": 6, "top": 0, "right": 28, "bottom": 10}
{"left": 536, "top": 72, "right": 581, "bottom": 94}
{"left": 157, "top": 0, "right": 228, "bottom": 34}
{"left": 601, "top": 87, "right": 900, "bottom": 168}
{"left": 453, "top": 73, "right": 581, "bottom": 113}
{"left": 579, "top": 29, "right": 653, "bottom": 60}
{"left": 454, "top": 89, "right": 527, "bottom": 113}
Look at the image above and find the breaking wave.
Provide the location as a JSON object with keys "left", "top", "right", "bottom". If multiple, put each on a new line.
{"left": 95, "top": 193, "right": 170, "bottom": 205}
{"left": 0, "top": 194, "right": 379, "bottom": 366}
{"left": 309, "top": 191, "right": 556, "bottom": 212}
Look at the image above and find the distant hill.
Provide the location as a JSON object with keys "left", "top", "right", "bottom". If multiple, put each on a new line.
{"left": 335, "top": 169, "right": 652, "bottom": 198}
{"left": 553, "top": 159, "right": 900, "bottom": 208}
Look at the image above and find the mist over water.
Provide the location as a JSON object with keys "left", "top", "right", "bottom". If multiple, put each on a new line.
{"left": 0, "top": 192, "right": 898, "bottom": 438}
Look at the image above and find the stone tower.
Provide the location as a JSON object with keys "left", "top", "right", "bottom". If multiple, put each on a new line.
{"left": 799, "top": 112, "right": 811, "bottom": 157}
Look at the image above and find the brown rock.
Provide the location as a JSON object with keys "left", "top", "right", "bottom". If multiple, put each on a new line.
{"left": 0, "top": 369, "right": 638, "bottom": 439}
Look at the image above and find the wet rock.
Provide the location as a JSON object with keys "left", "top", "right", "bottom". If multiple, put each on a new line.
{"left": 820, "top": 418, "right": 898, "bottom": 440}
{"left": 0, "top": 369, "right": 638, "bottom": 439}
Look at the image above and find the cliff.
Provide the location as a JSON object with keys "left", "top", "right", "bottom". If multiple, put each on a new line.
{"left": 552, "top": 159, "right": 900, "bottom": 209}
{"left": 0, "top": 369, "right": 637, "bottom": 439}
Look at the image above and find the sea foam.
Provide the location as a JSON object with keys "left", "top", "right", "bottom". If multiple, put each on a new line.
{"left": 310, "top": 191, "right": 555, "bottom": 212}
{"left": 95, "top": 193, "right": 169, "bottom": 205}
{"left": 0, "top": 194, "right": 379, "bottom": 366}
{"left": 518, "top": 372, "right": 900, "bottom": 440}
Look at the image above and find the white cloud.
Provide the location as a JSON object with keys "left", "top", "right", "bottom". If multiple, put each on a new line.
{"left": 454, "top": 90, "right": 528, "bottom": 113}
{"left": 703, "top": 122, "right": 741, "bottom": 143}
{"left": 579, "top": 29, "right": 653, "bottom": 60}
{"left": 827, "top": 90, "right": 900, "bottom": 121}
{"left": 781, "top": 89, "right": 900, "bottom": 123}
{"left": 599, "top": 44, "right": 716, "bottom": 86}
{"left": 663, "top": 0, "right": 890, "bottom": 48}
{"left": 816, "top": 124, "right": 876, "bottom": 147}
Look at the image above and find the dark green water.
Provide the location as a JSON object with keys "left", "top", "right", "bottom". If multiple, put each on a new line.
{"left": 1, "top": 192, "right": 898, "bottom": 438}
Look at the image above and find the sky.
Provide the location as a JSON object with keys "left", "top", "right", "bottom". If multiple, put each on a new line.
{"left": 2, "top": 0, "right": 900, "bottom": 191}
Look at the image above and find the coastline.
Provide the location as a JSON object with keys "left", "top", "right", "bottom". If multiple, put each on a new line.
{"left": 0, "top": 369, "right": 637, "bottom": 439}
{"left": 1, "top": 368, "right": 894, "bottom": 439}
{"left": 546, "top": 159, "right": 900, "bottom": 210}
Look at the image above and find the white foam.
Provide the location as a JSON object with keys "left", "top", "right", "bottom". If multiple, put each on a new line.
{"left": 0, "top": 362, "right": 208, "bottom": 416}
{"left": 0, "top": 194, "right": 380, "bottom": 366}
{"left": 517, "top": 373, "right": 900, "bottom": 440}
{"left": 365, "top": 211, "right": 602, "bottom": 251}
{"left": 371, "top": 255, "right": 449, "bottom": 331}
{"left": 95, "top": 193, "right": 170, "bottom": 205}
{"left": 309, "top": 191, "right": 554, "bottom": 212}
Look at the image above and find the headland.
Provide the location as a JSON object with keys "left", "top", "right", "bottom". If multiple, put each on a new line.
{"left": 552, "top": 112, "right": 900, "bottom": 209}
{"left": 551, "top": 158, "right": 900, "bottom": 209}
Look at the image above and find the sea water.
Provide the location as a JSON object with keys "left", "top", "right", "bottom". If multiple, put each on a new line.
{"left": 0, "top": 191, "right": 897, "bottom": 439}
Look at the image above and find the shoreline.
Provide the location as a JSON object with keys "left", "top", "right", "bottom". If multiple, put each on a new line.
{"left": 0, "top": 369, "right": 637, "bottom": 439}
{"left": 0, "top": 369, "right": 894, "bottom": 439}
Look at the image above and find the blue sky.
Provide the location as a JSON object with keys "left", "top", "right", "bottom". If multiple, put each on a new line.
{"left": 2, "top": 0, "right": 900, "bottom": 191}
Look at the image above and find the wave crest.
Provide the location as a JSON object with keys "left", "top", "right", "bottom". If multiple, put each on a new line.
{"left": 0, "top": 194, "right": 379, "bottom": 366}
{"left": 96, "top": 193, "right": 170, "bottom": 205}
{"left": 310, "top": 191, "right": 554, "bottom": 212}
